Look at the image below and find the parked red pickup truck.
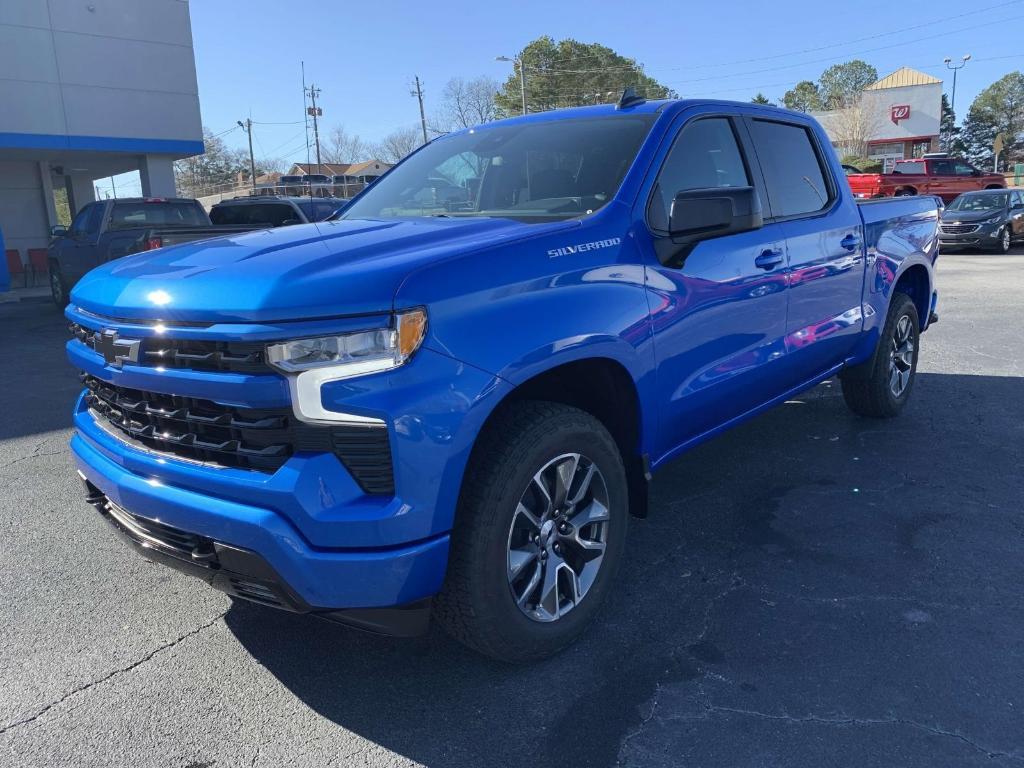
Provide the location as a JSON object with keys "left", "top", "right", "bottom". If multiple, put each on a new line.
{"left": 846, "top": 155, "right": 1005, "bottom": 202}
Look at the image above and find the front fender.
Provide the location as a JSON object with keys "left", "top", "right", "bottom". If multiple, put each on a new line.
{"left": 396, "top": 211, "right": 657, "bottom": 456}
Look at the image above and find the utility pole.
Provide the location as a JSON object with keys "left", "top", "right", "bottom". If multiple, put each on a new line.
{"left": 237, "top": 119, "right": 256, "bottom": 193}
{"left": 412, "top": 76, "right": 428, "bottom": 145}
{"left": 305, "top": 83, "right": 323, "bottom": 175}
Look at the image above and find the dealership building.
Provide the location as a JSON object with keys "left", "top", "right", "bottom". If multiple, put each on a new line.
{"left": 814, "top": 67, "right": 943, "bottom": 172}
{"left": 0, "top": 0, "right": 203, "bottom": 291}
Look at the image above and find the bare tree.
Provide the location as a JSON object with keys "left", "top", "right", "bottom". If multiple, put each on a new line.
{"left": 322, "top": 125, "right": 369, "bottom": 164}
{"left": 374, "top": 126, "right": 423, "bottom": 164}
{"left": 435, "top": 76, "right": 499, "bottom": 131}
{"left": 827, "top": 94, "right": 883, "bottom": 158}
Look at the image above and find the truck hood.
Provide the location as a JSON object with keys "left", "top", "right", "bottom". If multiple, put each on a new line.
{"left": 70, "top": 217, "right": 538, "bottom": 323}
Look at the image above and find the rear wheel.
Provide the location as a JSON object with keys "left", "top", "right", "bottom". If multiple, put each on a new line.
{"left": 841, "top": 293, "right": 919, "bottom": 418}
{"left": 435, "top": 401, "right": 628, "bottom": 662}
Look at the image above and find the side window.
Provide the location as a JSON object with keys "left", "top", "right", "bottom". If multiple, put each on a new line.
{"left": 648, "top": 117, "right": 750, "bottom": 231}
{"left": 1014, "top": 191, "right": 1024, "bottom": 207}
{"left": 954, "top": 161, "right": 976, "bottom": 176}
{"left": 931, "top": 160, "right": 955, "bottom": 175}
{"left": 68, "top": 205, "right": 93, "bottom": 236}
{"left": 749, "top": 119, "right": 832, "bottom": 219}
{"left": 84, "top": 204, "right": 104, "bottom": 236}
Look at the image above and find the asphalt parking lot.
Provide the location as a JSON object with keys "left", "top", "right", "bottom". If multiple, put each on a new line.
{"left": 2, "top": 250, "right": 1023, "bottom": 768}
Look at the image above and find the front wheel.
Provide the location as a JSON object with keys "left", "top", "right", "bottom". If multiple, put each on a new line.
{"left": 435, "top": 401, "right": 628, "bottom": 662}
{"left": 49, "top": 261, "right": 69, "bottom": 308}
{"left": 840, "top": 293, "right": 919, "bottom": 418}
{"left": 992, "top": 226, "right": 1011, "bottom": 254}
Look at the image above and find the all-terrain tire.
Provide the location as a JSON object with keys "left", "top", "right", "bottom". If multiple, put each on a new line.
{"left": 435, "top": 401, "right": 628, "bottom": 663}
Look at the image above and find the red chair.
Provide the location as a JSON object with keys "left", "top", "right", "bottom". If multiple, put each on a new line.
{"left": 5, "top": 249, "right": 27, "bottom": 288}
{"left": 28, "top": 248, "right": 49, "bottom": 287}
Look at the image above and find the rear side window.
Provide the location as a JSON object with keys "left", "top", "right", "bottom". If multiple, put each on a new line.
{"left": 108, "top": 202, "right": 207, "bottom": 229}
{"left": 750, "top": 119, "right": 832, "bottom": 218}
{"left": 212, "top": 203, "right": 297, "bottom": 227}
{"left": 648, "top": 117, "right": 750, "bottom": 231}
{"left": 894, "top": 161, "right": 924, "bottom": 175}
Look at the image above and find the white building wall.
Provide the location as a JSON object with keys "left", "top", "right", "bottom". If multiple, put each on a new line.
{"left": 0, "top": 0, "right": 202, "bottom": 144}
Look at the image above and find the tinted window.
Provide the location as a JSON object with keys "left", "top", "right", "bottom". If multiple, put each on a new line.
{"left": 893, "top": 161, "right": 925, "bottom": 175}
{"left": 341, "top": 116, "right": 655, "bottom": 222}
{"left": 108, "top": 202, "right": 207, "bottom": 229}
{"left": 211, "top": 203, "right": 298, "bottom": 227}
{"left": 750, "top": 119, "right": 831, "bottom": 218}
{"left": 648, "top": 117, "right": 749, "bottom": 231}
{"left": 1014, "top": 191, "right": 1024, "bottom": 207}
{"left": 954, "top": 161, "right": 976, "bottom": 176}
{"left": 68, "top": 205, "right": 93, "bottom": 236}
{"left": 931, "top": 160, "right": 955, "bottom": 175}
{"left": 85, "top": 204, "right": 105, "bottom": 235}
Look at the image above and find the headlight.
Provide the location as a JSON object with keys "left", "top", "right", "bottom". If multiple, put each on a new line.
{"left": 982, "top": 214, "right": 1002, "bottom": 224}
{"left": 266, "top": 308, "right": 427, "bottom": 376}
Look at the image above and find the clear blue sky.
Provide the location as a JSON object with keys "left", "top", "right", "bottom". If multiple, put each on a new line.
{"left": 97, "top": 0, "right": 1024, "bottom": 196}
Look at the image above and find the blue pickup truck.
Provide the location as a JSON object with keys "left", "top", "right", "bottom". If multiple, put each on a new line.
{"left": 66, "top": 95, "right": 939, "bottom": 662}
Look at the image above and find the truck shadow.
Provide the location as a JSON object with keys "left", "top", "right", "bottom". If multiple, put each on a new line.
{"left": 224, "top": 371, "right": 1024, "bottom": 768}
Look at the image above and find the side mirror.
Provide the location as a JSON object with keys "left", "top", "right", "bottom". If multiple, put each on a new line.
{"left": 668, "top": 186, "right": 763, "bottom": 247}
{"left": 1012, "top": 203, "right": 1024, "bottom": 211}
{"left": 971, "top": 168, "right": 982, "bottom": 177}
{"left": 50, "top": 225, "right": 68, "bottom": 238}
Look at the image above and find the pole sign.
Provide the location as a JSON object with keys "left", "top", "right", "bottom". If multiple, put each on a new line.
{"left": 890, "top": 105, "right": 911, "bottom": 125}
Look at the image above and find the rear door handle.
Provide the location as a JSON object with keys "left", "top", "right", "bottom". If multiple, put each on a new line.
{"left": 840, "top": 234, "right": 862, "bottom": 252}
{"left": 755, "top": 248, "right": 784, "bottom": 270}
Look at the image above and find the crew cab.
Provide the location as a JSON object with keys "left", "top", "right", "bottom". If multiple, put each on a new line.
{"left": 65, "top": 96, "right": 940, "bottom": 662}
{"left": 846, "top": 154, "right": 1005, "bottom": 202}
{"left": 48, "top": 198, "right": 253, "bottom": 307}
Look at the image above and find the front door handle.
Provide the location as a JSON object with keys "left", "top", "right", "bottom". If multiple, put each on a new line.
{"left": 755, "top": 248, "right": 784, "bottom": 270}
{"left": 840, "top": 234, "right": 862, "bottom": 252}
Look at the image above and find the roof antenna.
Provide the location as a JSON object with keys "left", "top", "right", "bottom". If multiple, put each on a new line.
{"left": 617, "top": 87, "right": 646, "bottom": 110}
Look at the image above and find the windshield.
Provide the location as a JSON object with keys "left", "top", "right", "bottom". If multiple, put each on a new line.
{"left": 340, "top": 115, "right": 656, "bottom": 223}
{"left": 947, "top": 192, "right": 1008, "bottom": 211}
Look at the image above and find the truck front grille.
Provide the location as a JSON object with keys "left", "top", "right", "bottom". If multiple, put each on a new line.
{"left": 84, "top": 375, "right": 292, "bottom": 471}
{"left": 82, "top": 375, "right": 395, "bottom": 493}
{"left": 70, "top": 322, "right": 270, "bottom": 374}
{"left": 940, "top": 223, "right": 980, "bottom": 234}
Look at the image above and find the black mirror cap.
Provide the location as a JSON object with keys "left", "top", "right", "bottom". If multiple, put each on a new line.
{"left": 668, "top": 186, "right": 763, "bottom": 245}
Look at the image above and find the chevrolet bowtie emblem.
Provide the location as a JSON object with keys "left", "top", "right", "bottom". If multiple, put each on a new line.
{"left": 94, "top": 329, "right": 141, "bottom": 368}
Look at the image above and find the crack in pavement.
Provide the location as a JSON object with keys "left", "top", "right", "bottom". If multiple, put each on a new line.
{"left": 0, "top": 611, "right": 227, "bottom": 736}
{"left": 665, "top": 705, "right": 1024, "bottom": 763}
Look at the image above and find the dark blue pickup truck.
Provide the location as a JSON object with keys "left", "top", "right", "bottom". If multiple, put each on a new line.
{"left": 66, "top": 95, "right": 939, "bottom": 661}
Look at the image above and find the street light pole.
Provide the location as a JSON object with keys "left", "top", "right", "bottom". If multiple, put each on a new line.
{"left": 496, "top": 55, "right": 527, "bottom": 115}
{"left": 944, "top": 54, "right": 971, "bottom": 119}
{"left": 237, "top": 119, "right": 256, "bottom": 193}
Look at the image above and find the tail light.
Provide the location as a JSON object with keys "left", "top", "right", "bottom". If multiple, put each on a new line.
{"left": 144, "top": 236, "right": 163, "bottom": 251}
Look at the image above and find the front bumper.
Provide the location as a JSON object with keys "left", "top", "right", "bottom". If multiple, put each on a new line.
{"left": 67, "top": 315, "right": 509, "bottom": 618}
{"left": 79, "top": 476, "right": 433, "bottom": 635}
{"left": 939, "top": 223, "right": 1001, "bottom": 248}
